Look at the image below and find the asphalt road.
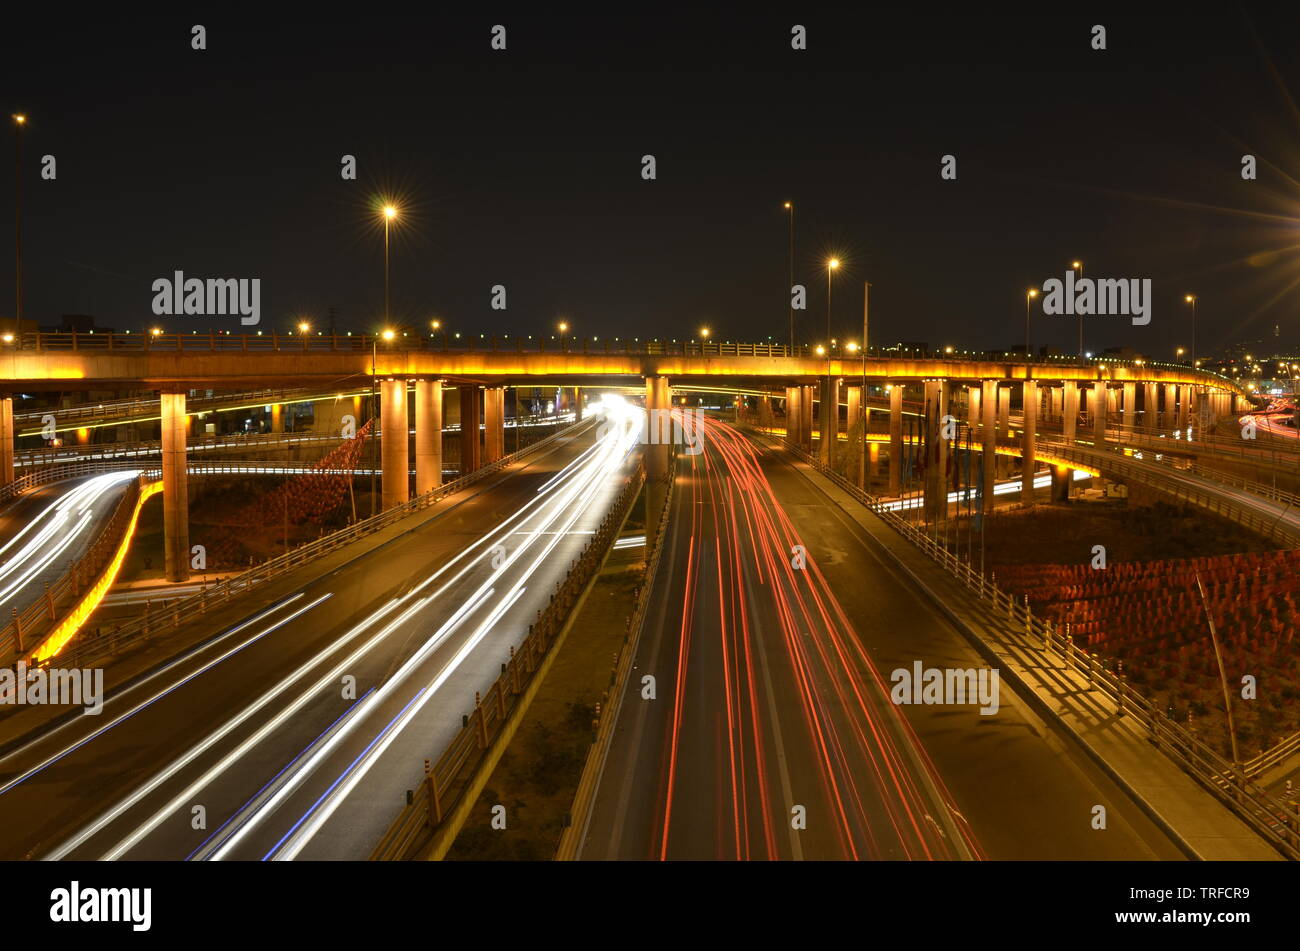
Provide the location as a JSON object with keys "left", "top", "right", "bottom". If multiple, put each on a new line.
{"left": 0, "top": 406, "right": 640, "bottom": 860}
{"left": 579, "top": 417, "right": 1187, "bottom": 860}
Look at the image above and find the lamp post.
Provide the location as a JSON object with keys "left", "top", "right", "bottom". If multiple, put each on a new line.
{"left": 431, "top": 318, "right": 444, "bottom": 350}
{"left": 379, "top": 205, "right": 395, "bottom": 327}
{"left": 700, "top": 326, "right": 710, "bottom": 354}
{"left": 371, "top": 327, "right": 395, "bottom": 517}
{"left": 783, "top": 201, "right": 794, "bottom": 354}
{"left": 558, "top": 320, "right": 569, "bottom": 352}
{"left": 1185, "top": 294, "right": 1197, "bottom": 368}
{"left": 12, "top": 113, "right": 26, "bottom": 331}
{"left": 1025, "top": 288, "right": 1039, "bottom": 358}
{"left": 1071, "top": 261, "right": 1083, "bottom": 358}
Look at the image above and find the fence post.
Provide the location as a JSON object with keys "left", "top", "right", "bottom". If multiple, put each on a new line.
{"left": 11, "top": 609, "right": 23, "bottom": 654}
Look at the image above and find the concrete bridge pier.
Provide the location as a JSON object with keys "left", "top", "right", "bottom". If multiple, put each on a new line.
{"left": 1122, "top": 381, "right": 1137, "bottom": 431}
{"left": 1050, "top": 464, "right": 1071, "bottom": 503}
{"left": 784, "top": 386, "right": 801, "bottom": 449}
{"left": 414, "top": 379, "right": 443, "bottom": 495}
{"left": 845, "top": 385, "right": 862, "bottom": 486}
{"left": 0, "top": 396, "right": 13, "bottom": 486}
{"left": 1062, "top": 381, "right": 1078, "bottom": 443}
{"left": 645, "top": 376, "right": 671, "bottom": 478}
{"left": 460, "top": 386, "right": 482, "bottom": 476}
{"left": 1143, "top": 382, "right": 1157, "bottom": 429}
{"left": 484, "top": 385, "right": 506, "bottom": 464}
{"left": 270, "top": 402, "right": 284, "bottom": 433}
{"left": 381, "top": 379, "right": 410, "bottom": 509}
{"left": 967, "top": 385, "right": 981, "bottom": 423}
{"left": 1021, "top": 380, "right": 1037, "bottom": 507}
{"left": 922, "top": 380, "right": 949, "bottom": 526}
{"left": 819, "top": 376, "right": 840, "bottom": 466}
{"left": 888, "top": 384, "right": 904, "bottom": 496}
{"left": 1176, "top": 385, "right": 1190, "bottom": 431}
{"left": 980, "top": 380, "right": 997, "bottom": 516}
{"left": 161, "top": 391, "right": 190, "bottom": 582}
{"left": 1093, "top": 382, "right": 1108, "bottom": 444}
{"left": 997, "top": 386, "right": 1011, "bottom": 429}
{"left": 800, "top": 385, "right": 815, "bottom": 452}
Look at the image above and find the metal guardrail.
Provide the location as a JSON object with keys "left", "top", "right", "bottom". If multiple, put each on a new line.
{"left": 1244, "top": 731, "right": 1300, "bottom": 781}
{"left": 555, "top": 457, "right": 678, "bottom": 860}
{"left": 14, "top": 431, "right": 349, "bottom": 468}
{"left": 1036, "top": 437, "right": 1300, "bottom": 549}
{"left": 772, "top": 434, "right": 1300, "bottom": 860}
{"left": 14, "top": 385, "right": 321, "bottom": 427}
{"left": 1, "top": 474, "right": 146, "bottom": 661}
{"left": 0, "top": 460, "right": 145, "bottom": 507}
{"left": 371, "top": 463, "right": 644, "bottom": 861}
{"left": 40, "top": 420, "right": 590, "bottom": 672}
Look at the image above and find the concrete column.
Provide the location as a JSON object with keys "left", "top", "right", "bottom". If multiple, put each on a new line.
{"left": 980, "top": 380, "right": 997, "bottom": 516}
{"left": 1093, "top": 383, "right": 1108, "bottom": 444}
{"left": 160, "top": 392, "right": 190, "bottom": 583}
{"left": 1143, "top": 382, "right": 1157, "bottom": 430}
{"left": 888, "top": 384, "right": 904, "bottom": 496}
{"left": 784, "top": 386, "right": 801, "bottom": 448}
{"left": 846, "top": 386, "right": 862, "bottom": 486}
{"left": 459, "top": 386, "right": 482, "bottom": 476}
{"left": 967, "top": 385, "right": 981, "bottom": 423}
{"left": 1122, "top": 381, "right": 1137, "bottom": 431}
{"left": 1062, "top": 381, "right": 1078, "bottom": 444}
{"left": 868, "top": 442, "right": 880, "bottom": 479}
{"left": 0, "top": 396, "right": 12, "bottom": 486}
{"left": 1050, "top": 464, "right": 1071, "bottom": 503}
{"left": 381, "top": 379, "right": 409, "bottom": 510}
{"left": 484, "top": 385, "right": 506, "bottom": 463}
{"left": 800, "top": 385, "right": 815, "bottom": 452}
{"left": 414, "top": 379, "right": 443, "bottom": 495}
{"left": 997, "top": 386, "right": 1011, "bottom": 429}
{"left": 1021, "top": 380, "right": 1037, "bottom": 507}
{"left": 270, "top": 402, "right": 284, "bottom": 433}
{"left": 923, "top": 380, "right": 949, "bottom": 525}
{"left": 759, "top": 395, "right": 773, "bottom": 429}
{"left": 646, "top": 376, "right": 671, "bottom": 478}
{"left": 819, "top": 376, "right": 840, "bottom": 466}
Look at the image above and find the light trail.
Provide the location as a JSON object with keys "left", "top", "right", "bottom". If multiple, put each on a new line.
{"left": 41, "top": 399, "right": 642, "bottom": 859}
{"left": 655, "top": 414, "right": 982, "bottom": 860}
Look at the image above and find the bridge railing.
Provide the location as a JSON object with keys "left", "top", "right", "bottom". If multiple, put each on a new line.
{"left": 1036, "top": 436, "right": 1300, "bottom": 548}
{"left": 770, "top": 433, "right": 1300, "bottom": 860}
{"left": 38, "top": 419, "right": 589, "bottom": 673}
{"left": 1, "top": 331, "right": 1239, "bottom": 383}
{"left": 371, "top": 461, "right": 644, "bottom": 861}
{"left": 13, "top": 385, "right": 321, "bottom": 427}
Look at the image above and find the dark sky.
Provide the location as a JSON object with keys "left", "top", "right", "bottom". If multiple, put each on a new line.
{"left": 5, "top": 9, "right": 1300, "bottom": 357}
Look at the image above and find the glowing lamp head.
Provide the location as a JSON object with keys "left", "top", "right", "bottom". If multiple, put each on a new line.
{"left": 828, "top": 258, "right": 840, "bottom": 270}
{"left": 700, "top": 327, "right": 710, "bottom": 338}
{"left": 383, "top": 205, "right": 397, "bottom": 220}
{"left": 12, "top": 114, "right": 26, "bottom": 125}
{"left": 558, "top": 321, "right": 569, "bottom": 333}
{"left": 297, "top": 321, "right": 310, "bottom": 334}
{"left": 430, "top": 319, "right": 441, "bottom": 331}
{"left": 381, "top": 329, "right": 395, "bottom": 342}
{"left": 150, "top": 327, "right": 163, "bottom": 337}
{"left": 1027, "top": 288, "right": 1039, "bottom": 299}
{"left": 1185, "top": 294, "right": 1195, "bottom": 303}
{"left": 1, "top": 333, "right": 13, "bottom": 344}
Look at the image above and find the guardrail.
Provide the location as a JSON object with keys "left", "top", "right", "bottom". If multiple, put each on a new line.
{"left": 1, "top": 474, "right": 146, "bottom": 661}
{"left": 554, "top": 457, "right": 677, "bottom": 860}
{"left": 1244, "top": 731, "right": 1300, "bottom": 781}
{"left": 0, "top": 460, "right": 145, "bottom": 507}
{"left": 37, "top": 419, "right": 590, "bottom": 672}
{"left": 771, "top": 434, "right": 1300, "bottom": 860}
{"left": 14, "top": 385, "right": 322, "bottom": 426}
{"left": 371, "top": 462, "right": 644, "bottom": 861}
{"left": 1036, "top": 437, "right": 1300, "bottom": 549}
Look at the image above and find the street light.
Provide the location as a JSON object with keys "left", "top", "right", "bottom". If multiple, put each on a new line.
{"left": 558, "top": 320, "right": 569, "bottom": 351}
{"left": 381, "top": 204, "right": 399, "bottom": 325}
{"left": 1071, "top": 261, "right": 1083, "bottom": 357}
{"left": 1025, "top": 288, "right": 1039, "bottom": 358}
{"left": 431, "top": 318, "right": 445, "bottom": 349}
{"left": 783, "top": 201, "right": 795, "bottom": 353}
{"left": 12, "top": 113, "right": 26, "bottom": 329}
{"left": 1185, "top": 294, "right": 1197, "bottom": 368}
{"left": 370, "top": 327, "right": 396, "bottom": 517}
{"left": 297, "top": 320, "right": 311, "bottom": 334}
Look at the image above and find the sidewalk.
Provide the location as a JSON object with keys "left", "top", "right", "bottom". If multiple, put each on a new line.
{"left": 784, "top": 448, "right": 1282, "bottom": 860}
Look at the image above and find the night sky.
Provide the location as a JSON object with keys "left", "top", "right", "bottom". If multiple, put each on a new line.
{"left": 5, "top": 9, "right": 1300, "bottom": 357}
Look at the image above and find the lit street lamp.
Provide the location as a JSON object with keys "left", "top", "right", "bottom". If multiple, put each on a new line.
{"left": 1025, "top": 288, "right": 1039, "bottom": 358}
{"left": 1071, "top": 261, "right": 1083, "bottom": 357}
{"left": 558, "top": 320, "right": 569, "bottom": 351}
{"left": 783, "top": 201, "right": 795, "bottom": 353}
{"left": 1185, "top": 294, "right": 1197, "bottom": 368}
{"left": 370, "top": 327, "right": 396, "bottom": 517}
{"left": 12, "top": 113, "right": 26, "bottom": 331}
{"left": 382, "top": 204, "right": 399, "bottom": 324}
